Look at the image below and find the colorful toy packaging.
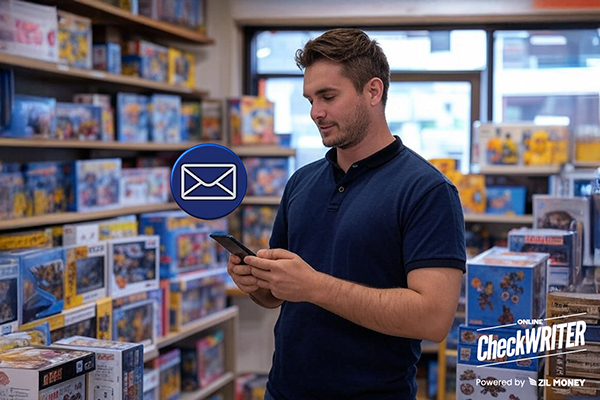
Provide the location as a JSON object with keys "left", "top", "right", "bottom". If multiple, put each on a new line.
{"left": 93, "top": 43, "right": 122, "bottom": 74}
{"left": 74, "top": 158, "right": 121, "bottom": 212}
{"left": 154, "top": 348, "right": 181, "bottom": 400}
{"left": 0, "top": 228, "right": 53, "bottom": 251}
{"left": 143, "top": 368, "right": 159, "bottom": 400}
{"left": 485, "top": 186, "right": 526, "bottom": 215}
{"left": 458, "top": 174, "right": 486, "bottom": 214}
{"left": 122, "top": 40, "right": 168, "bottom": 82}
{"left": 57, "top": 11, "right": 92, "bottom": 69}
{"left": 201, "top": 99, "right": 222, "bottom": 141}
{"left": 3, "top": 95, "right": 56, "bottom": 139}
{"left": 0, "top": 346, "right": 95, "bottom": 400}
{"left": 117, "top": 93, "right": 150, "bottom": 142}
{"left": 150, "top": 94, "right": 181, "bottom": 142}
{"left": 241, "top": 205, "right": 278, "bottom": 250}
{"left": 112, "top": 295, "right": 157, "bottom": 353}
{"left": 228, "top": 96, "right": 276, "bottom": 145}
{"left": 0, "top": 171, "right": 28, "bottom": 219}
{"left": 466, "top": 247, "right": 548, "bottom": 328}
{"left": 62, "top": 216, "right": 138, "bottom": 246}
{"left": 52, "top": 336, "right": 144, "bottom": 400}
{"left": 121, "top": 167, "right": 170, "bottom": 206}
{"left": 56, "top": 102, "right": 103, "bottom": 141}
{"left": 106, "top": 235, "right": 160, "bottom": 298}
{"left": 63, "top": 243, "right": 107, "bottom": 309}
{"left": 167, "top": 47, "right": 195, "bottom": 87}
{"left": 21, "top": 302, "right": 98, "bottom": 341}
{"left": 180, "top": 102, "right": 201, "bottom": 141}
{"left": 73, "top": 93, "right": 115, "bottom": 141}
{"left": 23, "top": 161, "right": 60, "bottom": 216}
{"left": 243, "top": 157, "right": 289, "bottom": 196}
{"left": 0, "top": 258, "right": 19, "bottom": 335}
{"left": 180, "top": 330, "right": 225, "bottom": 391}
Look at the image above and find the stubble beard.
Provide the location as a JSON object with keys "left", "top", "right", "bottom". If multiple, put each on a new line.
{"left": 321, "top": 100, "right": 371, "bottom": 150}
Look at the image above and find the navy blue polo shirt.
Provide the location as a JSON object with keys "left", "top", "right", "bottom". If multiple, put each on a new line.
{"left": 267, "top": 136, "right": 466, "bottom": 400}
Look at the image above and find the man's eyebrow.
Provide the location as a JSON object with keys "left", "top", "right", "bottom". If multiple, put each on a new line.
{"left": 303, "top": 87, "right": 338, "bottom": 99}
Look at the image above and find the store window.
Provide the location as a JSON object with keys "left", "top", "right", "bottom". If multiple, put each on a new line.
{"left": 254, "top": 29, "right": 487, "bottom": 170}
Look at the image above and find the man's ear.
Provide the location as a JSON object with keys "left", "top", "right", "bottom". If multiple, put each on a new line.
{"left": 366, "top": 77, "right": 384, "bottom": 106}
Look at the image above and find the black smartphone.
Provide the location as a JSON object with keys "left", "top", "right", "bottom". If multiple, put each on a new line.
{"left": 209, "top": 233, "right": 256, "bottom": 264}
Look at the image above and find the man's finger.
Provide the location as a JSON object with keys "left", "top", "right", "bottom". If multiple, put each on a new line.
{"left": 256, "top": 248, "right": 295, "bottom": 260}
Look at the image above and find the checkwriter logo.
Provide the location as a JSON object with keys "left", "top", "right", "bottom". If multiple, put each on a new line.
{"left": 171, "top": 144, "right": 247, "bottom": 220}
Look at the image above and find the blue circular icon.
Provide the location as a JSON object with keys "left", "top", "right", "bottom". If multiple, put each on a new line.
{"left": 171, "top": 144, "right": 247, "bottom": 220}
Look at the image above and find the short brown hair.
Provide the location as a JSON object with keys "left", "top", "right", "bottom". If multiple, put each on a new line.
{"left": 295, "top": 28, "right": 390, "bottom": 106}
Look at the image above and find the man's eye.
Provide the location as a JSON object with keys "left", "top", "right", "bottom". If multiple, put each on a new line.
{"left": 323, "top": 96, "right": 334, "bottom": 101}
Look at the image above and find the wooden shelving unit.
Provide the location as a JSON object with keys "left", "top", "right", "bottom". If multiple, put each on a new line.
{"left": 233, "top": 146, "right": 296, "bottom": 157}
{"left": 464, "top": 213, "right": 534, "bottom": 224}
{"left": 475, "top": 164, "right": 563, "bottom": 176}
{"left": 573, "top": 161, "right": 600, "bottom": 169}
{"left": 0, "top": 137, "right": 210, "bottom": 151}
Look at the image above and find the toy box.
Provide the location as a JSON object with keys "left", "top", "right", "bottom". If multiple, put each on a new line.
{"left": 74, "top": 158, "right": 121, "bottom": 212}
{"left": 0, "top": 171, "right": 27, "bottom": 219}
{"left": 63, "top": 243, "right": 107, "bottom": 309}
{"left": 93, "top": 43, "right": 122, "bottom": 74}
{"left": 180, "top": 102, "right": 201, "bottom": 141}
{"left": 0, "top": 346, "right": 95, "bottom": 400}
{"left": 160, "top": 228, "right": 216, "bottom": 278}
{"left": 154, "top": 348, "right": 181, "bottom": 400}
{"left": 122, "top": 40, "right": 168, "bottom": 82}
{"left": 150, "top": 94, "right": 181, "bottom": 142}
{"left": 143, "top": 368, "right": 159, "bottom": 400}
{"left": 549, "top": 170, "right": 596, "bottom": 197}
{"left": 112, "top": 297, "right": 157, "bottom": 353}
{"left": 547, "top": 340, "right": 600, "bottom": 379}
{"left": 73, "top": 93, "right": 115, "bottom": 141}
{"left": 466, "top": 247, "right": 548, "bottom": 328}
{"left": 455, "top": 361, "right": 541, "bottom": 400}
{"left": 457, "top": 174, "right": 486, "bottom": 214}
{"left": 3, "top": 95, "right": 56, "bottom": 139}
{"left": 7, "top": 1, "right": 58, "bottom": 63}
{"left": 533, "top": 195, "right": 593, "bottom": 266}
{"left": 57, "top": 11, "right": 91, "bottom": 69}
{"left": 113, "top": 288, "right": 162, "bottom": 342}
{"left": 121, "top": 167, "right": 170, "bottom": 206}
{"left": 23, "top": 161, "right": 62, "bottom": 216}
{"left": 169, "top": 269, "right": 226, "bottom": 331}
{"left": 107, "top": 235, "right": 159, "bottom": 298}
{"left": 201, "top": 99, "right": 222, "bottom": 141}
{"left": 20, "top": 302, "right": 96, "bottom": 341}
{"left": 508, "top": 228, "right": 581, "bottom": 289}
{"left": 545, "top": 376, "right": 600, "bottom": 400}
{"left": 594, "top": 192, "right": 600, "bottom": 267}
{"left": 485, "top": 186, "right": 526, "bottom": 215}
{"left": 0, "top": 323, "right": 50, "bottom": 350}
{"left": 0, "top": 228, "right": 53, "bottom": 251}
{"left": 62, "top": 216, "right": 138, "bottom": 246}
{"left": 0, "top": 258, "right": 19, "bottom": 335}
{"left": 241, "top": 205, "right": 278, "bottom": 250}
{"left": 117, "top": 93, "right": 150, "bottom": 142}
{"left": 243, "top": 157, "right": 289, "bottom": 197}
{"left": 56, "top": 102, "right": 102, "bottom": 141}
{"left": 228, "top": 96, "right": 276, "bottom": 145}
{"left": 53, "top": 336, "right": 144, "bottom": 400}
{"left": 197, "top": 330, "right": 225, "bottom": 388}
{"left": 547, "top": 292, "right": 600, "bottom": 327}
{"left": 457, "top": 342, "right": 543, "bottom": 372}
{"left": 167, "top": 47, "right": 194, "bottom": 88}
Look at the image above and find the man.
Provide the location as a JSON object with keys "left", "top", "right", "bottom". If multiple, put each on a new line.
{"left": 228, "top": 28, "right": 466, "bottom": 400}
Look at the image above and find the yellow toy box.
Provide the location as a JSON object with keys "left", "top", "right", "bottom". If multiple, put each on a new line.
{"left": 228, "top": 96, "right": 276, "bottom": 145}
{"left": 57, "top": 11, "right": 92, "bottom": 69}
{"left": 168, "top": 47, "right": 195, "bottom": 88}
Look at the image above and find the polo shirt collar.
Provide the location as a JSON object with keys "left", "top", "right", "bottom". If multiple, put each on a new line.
{"left": 325, "top": 135, "right": 403, "bottom": 170}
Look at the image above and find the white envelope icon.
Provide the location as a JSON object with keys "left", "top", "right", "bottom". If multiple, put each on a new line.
{"left": 181, "top": 163, "right": 237, "bottom": 200}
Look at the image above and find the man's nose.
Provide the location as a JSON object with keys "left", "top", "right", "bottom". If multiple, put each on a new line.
{"left": 310, "top": 103, "right": 326, "bottom": 121}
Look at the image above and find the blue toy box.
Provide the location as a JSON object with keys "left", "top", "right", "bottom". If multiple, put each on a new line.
{"left": 117, "top": 93, "right": 149, "bottom": 142}
{"left": 150, "top": 94, "right": 181, "bottom": 142}
{"left": 122, "top": 40, "right": 168, "bottom": 82}
{"left": 0, "top": 258, "right": 20, "bottom": 334}
{"left": 93, "top": 43, "right": 122, "bottom": 74}
{"left": 4, "top": 95, "right": 56, "bottom": 139}
{"left": 56, "top": 102, "right": 103, "bottom": 141}
{"left": 243, "top": 157, "right": 289, "bottom": 197}
{"left": 485, "top": 186, "right": 526, "bottom": 215}
{"left": 467, "top": 247, "right": 548, "bottom": 328}
{"left": 0, "top": 172, "right": 27, "bottom": 220}
{"left": 74, "top": 158, "right": 121, "bottom": 212}
{"left": 23, "top": 161, "right": 62, "bottom": 216}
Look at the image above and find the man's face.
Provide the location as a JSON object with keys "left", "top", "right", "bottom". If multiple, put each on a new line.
{"left": 303, "top": 60, "right": 370, "bottom": 149}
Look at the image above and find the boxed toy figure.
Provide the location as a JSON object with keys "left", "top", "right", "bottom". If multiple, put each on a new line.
{"left": 150, "top": 94, "right": 181, "bottom": 142}
{"left": 201, "top": 99, "right": 222, "bottom": 141}
{"left": 107, "top": 235, "right": 159, "bottom": 298}
{"left": 508, "top": 228, "right": 580, "bottom": 289}
{"left": 113, "top": 297, "right": 157, "bottom": 352}
{"left": 57, "top": 11, "right": 91, "bottom": 69}
{"left": 117, "top": 93, "right": 150, "bottom": 142}
{"left": 0, "top": 258, "right": 19, "bottom": 335}
{"left": 457, "top": 174, "right": 486, "bottom": 214}
{"left": 143, "top": 368, "right": 159, "bottom": 400}
{"left": 74, "top": 158, "right": 121, "bottom": 212}
{"left": 122, "top": 40, "right": 168, "bottom": 82}
{"left": 167, "top": 47, "right": 194, "bottom": 87}
{"left": 56, "top": 102, "right": 102, "bottom": 141}
{"left": 23, "top": 161, "right": 62, "bottom": 216}
{"left": 21, "top": 302, "right": 97, "bottom": 341}
{"left": 63, "top": 243, "right": 107, "bottom": 309}
{"left": 53, "top": 336, "right": 144, "bottom": 400}
{"left": 228, "top": 96, "right": 276, "bottom": 145}
{"left": 534, "top": 194, "right": 593, "bottom": 266}
{"left": 4, "top": 95, "right": 56, "bottom": 139}
{"left": 180, "top": 102, "right": 201, "bottom": 141}
{"left": 0, "top": 346, "right": 95, "bottom": 400}
{"left": 243, "top": 157, "right": 289, "bottom": 197}
{"left": 8, "top": 1, "right": 58, "bottom": 63}
{"left": 160, "top": 227, "right": 216, "bottom": 278}
{"left": 0, "top": 171, "right": 28, "bottom": 219}
{"left": 93, "top": 43, "right": 122, "bottom": 74}
{"left": 73, "top": 93, "right": 115, "bottom": 141}
{"left": 466, "top": 247, "right": 548, "bottom": 328}
{"left": 154, "top": 348, "right": 181, "bottom": 400}
{"left": 121, "top": 167, "right": 169, "bottom": 206}
{"left": 197, "top": 330, "right": 225, "bottom": 388}
{"left": 241, "top": 205, "right": 278, "bottom": 250}
{"left": 62, "top": 216, "right": 138, "bottom": 246}
{"left": 485, "top": 186, "right": 526, "bottom": 215}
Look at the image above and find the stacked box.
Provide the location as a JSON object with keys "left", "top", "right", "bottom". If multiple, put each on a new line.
{"left": 508, "top": 228, "right": 581, "bottom": 289}
{"left": 167, "top": 47, "right": 195, "bottom": 87}
{"left": 534, "top": 195, "right": 593, "bottom": 266}
{"left": 0, "top": 346, "right": 95, "bottom": 400}
{"left": 53, "top": 336, "right": 144, "bottom": 400}
{"left": 0, "top": 171, "right": 27, "bottom": 219}
{"left": 228, "top": 96, "right": 276, "bottom": 145}
{"left": 20, "top": 302, "right": 96, "bottom": 341}
{"left": 93, "top": 43, "right": 122, "bottom": 74}
{"left": 143, "top": 368, "right": 159, "bottom": 400}
{"left": 107, "top": 236, "right": 159, "bottom": 298}
{"left": 0, "top": 228, "right": 53, "bottom": 251}
{"left": 169, "top": 269, "right": 226, "bottom": 331}
{"left": 201, "top": 100, "right": 222, "bottom": 141}
{"left": 0, "top": 324, "right": 50, "bottom": 350}
{"left": 63, "top": 243, "right": 107, "bottom": 309}
{"left": 458, "top": 174, "right": 486, "bottom": 214}
{"left": 180, "top": 330, "right": 224, "bottom": 391}
{"left": 547, "top": 292, "right": 600, "bottom": 328}
{"left": 57, "top": 11, "right": 92, "bottom": 69}
{"left": 74, "top": 158, "right": 121, "bottom": 212}
{"left": 466, "top": 247, "right": 548, "bottom": 328}
{"left": 241, "top": 205, "right": 278, "bottom": 251}
{"left": 112, "top": 295, "right": 157, "bottom": 352}
{"left": 121, "top": 167, "right": 170, "bottom": 206}
{"left": 545, "top": 377, "right": 600, "bottom": 400}
{"left": 62, "top": 216, "right": 138, "bottom": 246}
{"left": 154, "top": 348, "right": 181, "bottom": 400}
{"left": 73, "top": 93, "right": 115, "bottom": 141}
{"left": 150, "top": 94, "right": 181, "bottom": 142}
{"left": 181, "top": 102, "right": 201, "bottom": 141}
{"left": 56, "top": 102, "right": 103, "bottom": 141}
{"left": 243, "top": 157, "right": 289, "bottom": 196}
{"left": 0, "top": 258, "right": 19, "bottom": 335}
{"left": 486, "top": 186, "right": 527, "bottom": 215}
{"left": 122, "top": 40, "right": 168, "bottom": 82}
{"left": 117, "top": 93, "right": 150, "bottom": 142}
{"left": 4, "top": 95, "right": 56, "bottom": 139}
{"left": 24, "top": 161, "right": 62, "bottom": 216}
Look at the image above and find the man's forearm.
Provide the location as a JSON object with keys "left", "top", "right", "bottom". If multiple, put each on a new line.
{"left": 249, "top": 288, "right": 284, "bottom": 309}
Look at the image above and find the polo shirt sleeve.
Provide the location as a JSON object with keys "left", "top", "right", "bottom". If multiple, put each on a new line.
{"left": 402, "top": 181, "right": 466, "bottom": 273}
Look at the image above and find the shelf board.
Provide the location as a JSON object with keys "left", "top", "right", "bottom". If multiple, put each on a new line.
{"left": 464, "top": 213, "right": 534, "bottom": 224}
{"left": 474, "top": 164, "right": 562, "bottom": 176}
{"left": 0, "top": 138, "right": 215, "bottom": 151}
{"left": 29, "top": 0, "right": 214, "bottom": 45}
{"left": 241, "top": 196, "right": 281, "bottom": 206}
{"left": 0, "top": 53, "right": 208, "bottom": 98}
{"left": 233, "top": 146, "right": 296, "bottom": 157}
{"left": 180, "top": 372, "right": 235, "bottom": 400}
{"left": 157, "top": 307, "right": 239, "bottom": 350}
{"left": 1, "top": 203, "right": 179, "bottom": 230}
{"left": 573, "top": 161, "right": 600, "bottom": 169}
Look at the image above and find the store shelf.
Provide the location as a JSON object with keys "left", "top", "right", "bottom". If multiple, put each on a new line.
{"left": 474, "top": 164, "right": 562, "bottom": 176}
{"left": 0, "top": 203, "right": 180, "bottom": 230}
{"left": 464, "top": 213, "right": 534, "bottom": 224}
{"left": 573, "top": 161, "right": 600, "bottom": 169}
{"left": 180, "top": 372, "right": 235, "bottom": 400}
{"left": 0, "top": 138, "right": 213, "bottom": 151}
{"left": 0, "top": 53, "right": 208, "bottom": 98}
{"left": 233, "top": 146, "right": 296, "bottom": 157}
{"left": 29, "top": 0, "right": 214, "bottom": 45}
{"left": 241, "top": 196, "right": 281, "bottom": 206}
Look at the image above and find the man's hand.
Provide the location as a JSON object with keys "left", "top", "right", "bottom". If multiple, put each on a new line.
{"left": 227, "top": 254, "right": 260, "bottom": 294}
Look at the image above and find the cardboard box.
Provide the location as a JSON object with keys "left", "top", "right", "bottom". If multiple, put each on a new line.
{"left": 63, "top": 243, "right": 107, "bottom": 309}
{"left": 62, "top": 215, "right": 138, "bottom": 246}
{"left": 93, "top": 43, "right": 122, "bottom": 74}
{"left": 143, "top": 368, "right": 159, "bottom": 400}
{"left": 455, "top": 362, "right": 541, "bottom": 400}
{"left": 0, "top": 258, "right": 19, "bottom": 334}
{"left": 154, "top": 348, "right": 181, "bottom": 400}
{"left": 107, "top": 236, "right": 159, "bottom": 298}
{"left": 74, "top": 158, "right": 121, "bottom": 213}
{"left": 57, "top": 11, "right": 92, "bottom": 69}
{"left": 544, "top": 375, "right": 600, "bottom": 400}
{"left": 112, "top": 296, "right": 157, "bottom": 353}
{"left": 228, "top": 96, "right": 276, "bottom": 145}
{"left": 485, "top": 186, "right": 526, "bottom": 215}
